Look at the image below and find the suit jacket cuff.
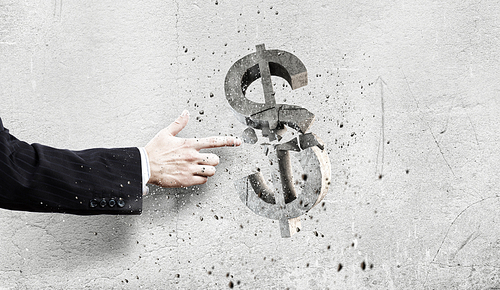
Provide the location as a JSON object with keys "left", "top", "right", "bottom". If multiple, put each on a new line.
{"left": 138, "top": 147, "right": 151, "bottom": 195}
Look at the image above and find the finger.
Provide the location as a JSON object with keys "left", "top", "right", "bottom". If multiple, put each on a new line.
{"left": 192, "top": 136, "right": 242, "bottom": 150}
{"left": 188, "top": 175, "right": 209, "bottom": 186}
{"left": 198, "top": 153, "right": 219, "bottom": 166}
{"left": 195, "top": 165, "right": 216, "bottom": 177}
{"left": 166, "top": 110, "right": 190, "bottom": 136}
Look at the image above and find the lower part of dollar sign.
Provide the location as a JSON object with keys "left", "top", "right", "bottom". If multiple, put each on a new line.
{"left": 225, "top": 44, "right": 331, "bottom": 238}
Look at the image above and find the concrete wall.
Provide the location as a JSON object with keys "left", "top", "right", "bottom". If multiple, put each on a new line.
{"left": 1, "top": 0, "right": 500, "bottom": 289}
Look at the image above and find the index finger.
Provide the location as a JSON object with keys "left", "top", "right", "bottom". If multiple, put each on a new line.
{"left": 192, "top": 136, "right": 242, "bottom": 150}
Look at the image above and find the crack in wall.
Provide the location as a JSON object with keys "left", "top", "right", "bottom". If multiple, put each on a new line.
{"left": 375, "top": 76, "right": 386, "bottom": 178}
{"left": 424, "top": 195, "right": 500, "bottom": 286}
{"left": 401, "top": 69, "right": 456, "bottom": 177}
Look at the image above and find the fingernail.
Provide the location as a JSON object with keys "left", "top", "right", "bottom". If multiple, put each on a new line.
{"left": 235, "top": 137, "right": 242, "bottom": 146}
{"left": 181, "top": 110, "right": 189, "bottom": 117}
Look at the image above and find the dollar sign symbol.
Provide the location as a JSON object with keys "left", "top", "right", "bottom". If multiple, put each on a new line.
{"left": 224, "top": 44, "right": 331, "bottom": 238}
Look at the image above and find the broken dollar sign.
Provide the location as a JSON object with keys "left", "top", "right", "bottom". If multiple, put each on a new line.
{"left": 224, "top": 44, "right": 331, "bottom": 238}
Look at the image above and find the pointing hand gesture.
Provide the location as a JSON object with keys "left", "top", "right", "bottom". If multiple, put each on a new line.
{"left": 145, "top": 110, "right": 241, "bottom": 188}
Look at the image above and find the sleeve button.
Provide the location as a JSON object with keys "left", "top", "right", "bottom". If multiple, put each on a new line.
{"left": 108, "top": 199, "right": 116, "bottom": 208}
{"left": 99, "top": 199, "right": 107, "bottom": 207}
{"left": 117, "top": 198, "right": 125, "bottom": 208}
{"left": 90, "top": 199, "right": 98, "bottom": 208}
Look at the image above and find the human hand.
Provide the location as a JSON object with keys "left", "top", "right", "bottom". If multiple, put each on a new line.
{"left": 145, "top": 110, "right": 241, "bottom": 188}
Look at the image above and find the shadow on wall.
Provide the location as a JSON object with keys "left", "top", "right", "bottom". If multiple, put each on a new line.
{"left": 143, "top": 183, "right": 212, "bottom": 217}
{"left": 0, "top": 211, "right": 141, "bottom": 274}
{"left": 0, "top": 181, "right": 216, "bottom": 277}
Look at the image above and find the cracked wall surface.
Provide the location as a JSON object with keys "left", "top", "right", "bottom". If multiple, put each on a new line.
{"left": 1, "top": 0, "right": 500, "bottom": 289}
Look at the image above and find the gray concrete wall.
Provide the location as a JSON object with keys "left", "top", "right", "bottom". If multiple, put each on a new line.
{"left": 1, "top": 0, "right": 500, "bottom": 289}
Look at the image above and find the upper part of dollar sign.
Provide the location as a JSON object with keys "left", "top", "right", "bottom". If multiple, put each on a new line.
{"left": 224, "top": 44, "right": 315, "bottom": 140}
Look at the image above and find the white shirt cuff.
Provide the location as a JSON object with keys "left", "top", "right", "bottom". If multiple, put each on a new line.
{"left": 138, "top": 147, "right": 151, "bottom": 195}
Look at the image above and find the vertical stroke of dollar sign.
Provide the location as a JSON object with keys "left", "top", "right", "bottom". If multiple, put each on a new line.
{"left": 224, "top": 44, "right": 331, "bottom": 238}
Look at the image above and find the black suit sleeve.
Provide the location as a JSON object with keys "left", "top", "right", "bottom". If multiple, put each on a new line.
{"left": 0, "top": 118, "right": 143, "bottom": 215}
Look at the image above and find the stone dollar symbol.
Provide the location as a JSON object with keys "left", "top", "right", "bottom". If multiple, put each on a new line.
{"left": 224, "top": 44, "right": 331, "bottom": 238}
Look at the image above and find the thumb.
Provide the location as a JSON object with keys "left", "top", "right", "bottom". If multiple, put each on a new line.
{"left": 166, "top": 110, "right": 189, "bottom": 136}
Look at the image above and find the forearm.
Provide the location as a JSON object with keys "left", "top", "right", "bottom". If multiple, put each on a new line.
{"left": 0, "top": 130, "right": 143, "bottom": 215}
